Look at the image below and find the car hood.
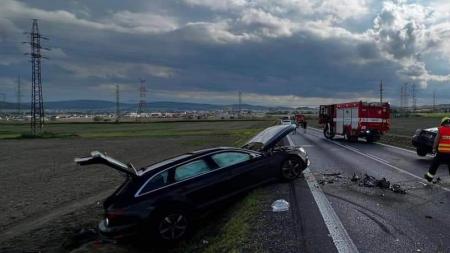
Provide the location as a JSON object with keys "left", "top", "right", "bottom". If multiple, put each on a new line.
{"left": 243, "top": 124, "right": 296, "bottom": 151}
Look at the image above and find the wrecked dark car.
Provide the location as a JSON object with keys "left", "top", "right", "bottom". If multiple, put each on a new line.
{"left": 75, "top": 125, "right": 309, "bottom": 242}
{"left": 412, "top": 127, "right": 437, "bottom": 156}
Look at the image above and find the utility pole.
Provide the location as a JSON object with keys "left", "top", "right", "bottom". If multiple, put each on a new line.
{"left": 115, "top": 84, "right": 120, "bottom": 123}
{"left": 137, "top": 79, "right": 147, "bottom": 121}
{"left": 400, "top": 85, "right": 404, "bottom": 113}
{"left": 17, "top": 75, "right": 22, "bottom": 114}
{"left": 412, "top": 83, "right": 417, "bottom": 113}
{"left": 0, "top": 93, "right": 5, "bottom": 114}
{"left": 238, "top": 91, "right": 242, "bottom": 118}
{"left": 404, "top": 83, "right": 409, "bottom": 111}
{"left": 433, "top": 90, "right": 436, "bottom": 113}
{"left": 380, "top": 80, "right": 383, "bottom": 103}
{"left": 24, "top": 19, "right": 49, "bottom": 135}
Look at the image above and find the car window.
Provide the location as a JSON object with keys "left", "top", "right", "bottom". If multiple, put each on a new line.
{"left": 141, "top": 170, "right": 169, "bottom": 193}
{"left": 175, "top": 159, "right": 211, "bottom": 181}
{"left": 211, "top": 152, "right": 251, "bottom": 168}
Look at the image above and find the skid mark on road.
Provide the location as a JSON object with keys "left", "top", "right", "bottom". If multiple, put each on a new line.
{"left": 288, "top": 135, "right": 359, "bottom": 253}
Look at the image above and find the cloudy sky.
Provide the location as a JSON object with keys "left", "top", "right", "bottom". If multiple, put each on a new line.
{"left": 1, "top": 0, "right": 450, "bottom": 107}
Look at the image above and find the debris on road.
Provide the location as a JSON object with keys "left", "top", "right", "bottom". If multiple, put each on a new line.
{"left": 316, "top": 171, "right": 407, "bottom": 194}
{"left": 351, "top": 173, "right": 360, "bottom": 182}
{"left": 322, "top": 172, "right": 342, "bottom": 177}
{"left": 318, "top": 171, "right": 343, "bottom": 185}
{"left": 433, "top": 177, "right": 441, "bottom": 184}
{"left": 353, "top": 173, "right": 406, "bottom": 194}
{"left": 391, "top": 184, "right": 406, "bottom": 194}
{"left": 271, "top": 199, "right": 290, "bottom": 212}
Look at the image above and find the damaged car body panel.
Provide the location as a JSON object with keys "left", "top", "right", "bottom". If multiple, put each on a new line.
{"left": 74, "top": 124, "right": 309, "bottom": 242}
{"left": 412, "top": 127, "right": 437, "bottom": 156}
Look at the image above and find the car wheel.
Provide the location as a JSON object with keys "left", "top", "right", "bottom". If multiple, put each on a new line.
{"left": 280, "top": 157, "right": 302, "bottom": 181}
{"left": 417, "top": 147, "right": 427, "bottom": 156}
{"left": 154, "top": 211, "right": 190, "bottom": 241}
{"left": 324, "top": 123, "right": 335, "bottom": 139}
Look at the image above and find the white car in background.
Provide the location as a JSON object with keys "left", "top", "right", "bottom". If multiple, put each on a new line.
{"left": 280, "top": 116, "right": 293, "bottom": 125}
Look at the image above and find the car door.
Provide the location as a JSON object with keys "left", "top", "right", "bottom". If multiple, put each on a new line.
{"left": 211, "top": 151, "right": 269, "bottom": 194}
{"left": 170, "top": 157, "right": 231, "bottom": 209}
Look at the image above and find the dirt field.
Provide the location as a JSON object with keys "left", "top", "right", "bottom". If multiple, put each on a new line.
{"left": 0, "top": 120, "right": 272, "bottom": 253}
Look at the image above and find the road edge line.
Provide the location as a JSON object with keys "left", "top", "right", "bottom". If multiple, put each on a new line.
{"left": 287, "top": 135, "right": 359, "bottom": 253}
{"left": 308, "top": 126, "right": 433, "bottom": 157}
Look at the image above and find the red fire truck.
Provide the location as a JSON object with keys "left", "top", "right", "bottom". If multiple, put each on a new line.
{"left": 319, "top": 101, "right": 390, "bottom": 143}
{"left": 295, "top": 114, "right": 305, "bottom": 127}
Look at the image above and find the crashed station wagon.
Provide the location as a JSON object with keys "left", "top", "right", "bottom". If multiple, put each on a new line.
{"left": 75, "top": 124, "right": 309, "bottom": 241}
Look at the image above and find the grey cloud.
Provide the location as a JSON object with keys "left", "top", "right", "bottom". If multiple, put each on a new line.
{"left": 1, "top": 0, "right": 450, "bottom": 106}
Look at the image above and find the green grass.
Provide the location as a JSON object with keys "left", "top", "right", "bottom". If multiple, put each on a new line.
{"left": 0, "top": 120, "right": 274, "bottom": 140}
{"left": 171, "top": 189, "right": 265, "bottom": 253}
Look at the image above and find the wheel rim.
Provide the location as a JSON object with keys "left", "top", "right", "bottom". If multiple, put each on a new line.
{"left": 282, "top": 159, "right": 301, "bottom": 179}
{"left": 158, "top": 213, "right": 188, "bottom": 240}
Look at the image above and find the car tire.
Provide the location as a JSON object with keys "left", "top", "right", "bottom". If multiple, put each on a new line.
{"left": 324, "top": 123, "right": 335, "bottom": 139}
{"left": 151, "top": 209, "right": 190, "bottom": 242}
{"left": 417, "top": 147, "right": 427, "bottom": 156}
{"left": 280, "top": 156, "right": 303, "bottom": 181}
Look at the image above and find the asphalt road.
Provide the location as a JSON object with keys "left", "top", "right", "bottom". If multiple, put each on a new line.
{"left": 288, "top": 127, "right": 450, "bottom": 253}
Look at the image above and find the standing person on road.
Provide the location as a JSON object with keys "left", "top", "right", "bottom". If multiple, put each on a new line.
{"left": 302, "top": 120, "right": 307, "bottom": 134}
{"left": 425, "top": 117, "right": 450, "bottom": 182}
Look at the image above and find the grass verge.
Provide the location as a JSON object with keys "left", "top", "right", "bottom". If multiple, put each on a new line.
{"left": 171, "top": 189, "right": 265, "bottom": 253}
{"left": 0, "top": 120, "right": 273, "bottom": 139}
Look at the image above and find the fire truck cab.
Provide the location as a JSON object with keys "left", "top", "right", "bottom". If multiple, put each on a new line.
{"left": 319, "top": 101, "right": 390, "bottom": 143}
{"left": 295, "top": 114, "right": 305, "bottom": 127}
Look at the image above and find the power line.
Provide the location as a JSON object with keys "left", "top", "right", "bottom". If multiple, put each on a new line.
{"left": 23, "top": 19, "right": 49, "bottom": 135}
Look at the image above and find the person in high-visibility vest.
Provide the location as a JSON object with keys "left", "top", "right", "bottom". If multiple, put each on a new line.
{"left": 425, "top": 117, "right": 450, "bottom": 182}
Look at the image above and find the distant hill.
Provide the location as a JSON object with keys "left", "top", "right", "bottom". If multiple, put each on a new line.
{"left": 0, "top": 100, "right": 294, "bottom": 112}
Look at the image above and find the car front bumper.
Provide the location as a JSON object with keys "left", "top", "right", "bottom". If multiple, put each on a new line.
{"left": 98, "top": 218, "right": 139, "bottom": 240}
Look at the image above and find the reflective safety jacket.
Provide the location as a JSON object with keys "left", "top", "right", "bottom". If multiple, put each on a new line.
{"left": 438, "top": 126, "right": 450, "bottom": 153}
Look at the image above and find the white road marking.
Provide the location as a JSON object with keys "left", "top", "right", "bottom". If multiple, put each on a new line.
{"left": 309, "top": 126, "right": 433, "bottom": 157}
{"left": 376, "top": 142, "right": 435, "bottom": 158}
{"left": 375, "top": 142, "right": 416, "bottom": 154}
{"left": 305, "top": 131, "right": 450, "bottom": 193}
{"left": 287, "top": 135, "right": 359, "bottom": 253}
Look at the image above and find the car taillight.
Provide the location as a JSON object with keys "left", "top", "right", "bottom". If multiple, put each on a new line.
{"left": 105, "top": 209, "right": 125, "bottom": 226}
{"left": 105, "top": 209, "right": 138, "bottom": 227}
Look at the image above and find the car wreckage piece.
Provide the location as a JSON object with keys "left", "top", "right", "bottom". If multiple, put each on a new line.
{"left": 74, "top": 124, "right": 309, "bottom": 242}
{"left": 412, "top": 127, "right": 437, "bottom": 156}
